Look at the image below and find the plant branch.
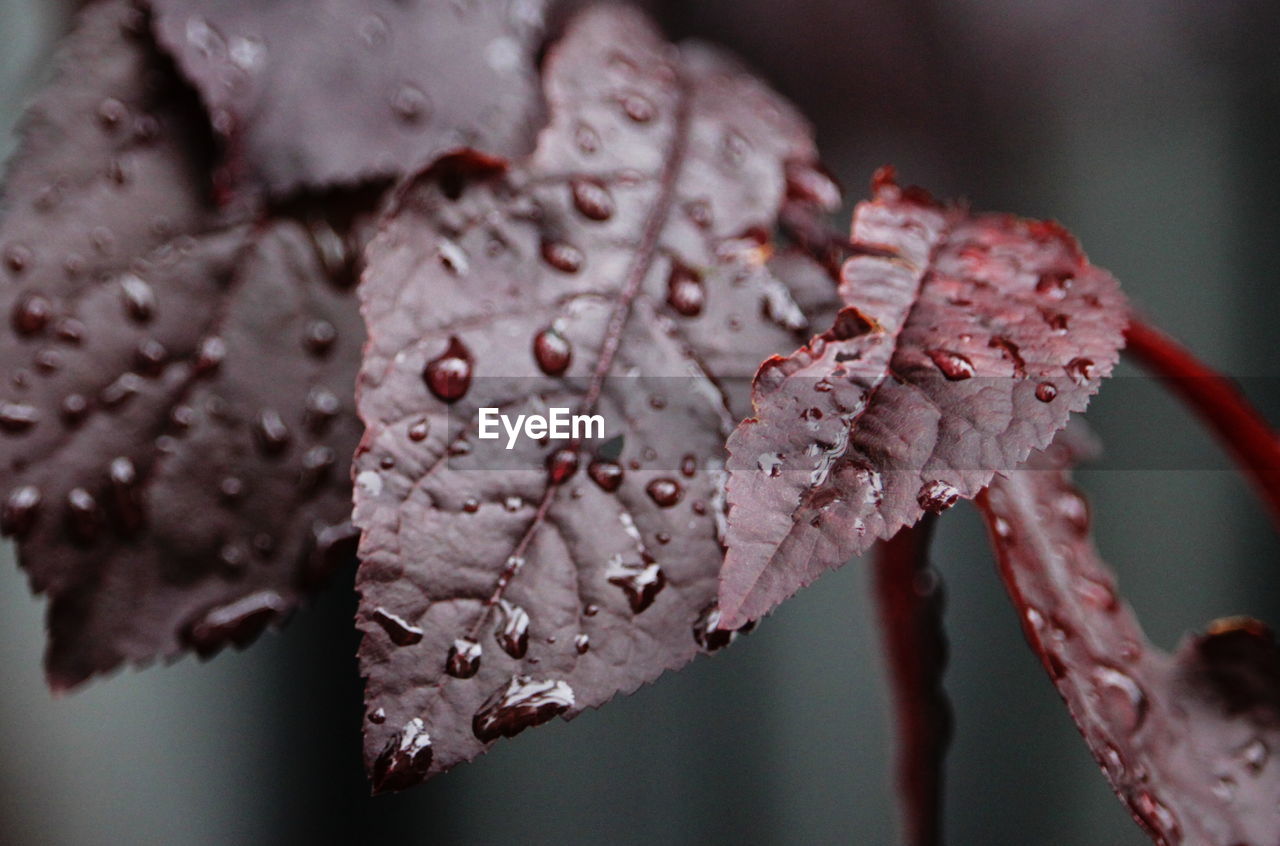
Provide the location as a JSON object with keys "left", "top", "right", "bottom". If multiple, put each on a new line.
{"left": 1124, "top": 316, "right": 1280, "bottom": 529}
{"left": 872, "top": 515, "right": 949, "bottom": 846}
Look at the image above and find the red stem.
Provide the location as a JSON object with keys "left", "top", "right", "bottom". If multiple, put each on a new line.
{"left": 1124, "top": 317, "right": 1280, "bottom": 529}
{"left": 873, "top": 514, "right": 949, "bottom": 846}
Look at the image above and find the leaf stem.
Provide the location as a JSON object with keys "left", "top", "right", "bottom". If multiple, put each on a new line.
{"left": 872, "top": 514, "right": 949, "bottom": 846}
{"left": 1124, "top": 316, "right": 1280, "bottom": 529}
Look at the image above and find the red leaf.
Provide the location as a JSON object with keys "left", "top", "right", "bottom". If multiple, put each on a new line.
{"left": 978, "top": 436, "right": 1280, "bottom": 846}
{"left": 0, "top": 0, "right": 370, "bottom": 687}
{"left": 147, "top": 0, "right": 551, "bottom": 199}
{"left": 717, "top": 172, "right": 1129, "bottom": 628}
{"left": 352, "top": 5, "right": 833, "bottom": 789}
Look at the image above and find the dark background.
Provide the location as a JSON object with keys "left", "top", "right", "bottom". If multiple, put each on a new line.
{"left": 2, "top": 1, "right": 1278, "bottom": 843}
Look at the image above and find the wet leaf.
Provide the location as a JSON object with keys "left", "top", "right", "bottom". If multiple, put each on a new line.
{"left": 353, "top": 5, "right": 834, "bottom": 788}
{"left": 717, "top": 171, "right": 1129, "bottom": 628}
{"left": 147, "top": 0, "right": 551, "bottom": 199}
{"left": 0, "top": 0, "right": 370, "bottom": 687}
{"left": 978, "top": 436, "right": 1280, "bottom": 846}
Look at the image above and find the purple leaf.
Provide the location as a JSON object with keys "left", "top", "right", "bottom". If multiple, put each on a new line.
{"left": 717, "top": 171, "right": 1129, "bottom": 628}
{"left": 978, "top": 436, "right": 1280, "bottom": 846}
{"left": 0, "top": 0, "right": 371, "bottom": 687}
{"left": 352, "top": 5, "right": 836, "bottom": 789}
{"left": 147, "top": 0, "right": 552, "bottom": 199}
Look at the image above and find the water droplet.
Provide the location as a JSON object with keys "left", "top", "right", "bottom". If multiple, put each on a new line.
{"left": 11, "top": 293, "right": 52, "bottom": 336}
{"left": 254, "top": 409, "right": 291, "bottom": 455}
{"left": 1065, "top": 357, "right": 1095, "bottom": 386}
{"left": 463, "top": 497, "right": 480, "bottom": 513}
{"left": 992, "top": 516, "right": 1014, "bottom": 541}
{"left": 926, "top": 349, "right": 975, "bottom": 381}
{"left": 1055, "top": 488, "right": 1090, "bottom": 534}
{"left": 299, "top": 445, "right": 336, "bottom": 495}
{"left": 1133, "top": 792, "right": 1180, "bottom": 842}
{"left": 1035, "top": 382, "right": 1058, "bottom": 402}
{"left": 540, "top": 239, "right": 583, "bottom": 273}
{"left": 437, "top": 240, "right": 468, "bottom": 275}
{"left": 195, "top": 336, "right": 226, "bottom": 375}
{"left": 65, "top": 487, "right": 100, "bottom": 544}
{"left": 472, "top": 675, "right": 575, "bottom": 742}
{"left": 108, "top": 456, "right": 144, "bottom": 535}
{"left": 367, "top": 708, "right": 386, "bottom": 724}
{"left": 1093, "top": 666, "right": 1147, "bottom": 733}
{"left": 620, "top": 93, "right": 656, "bottom": 123}
{"left": 0, "top": 401, "right": 39, "bottom": 433}
{"left": 679, "top": 454, "right": 697, "bottom": 477}
{"left": 533, "top": 328, "right": 572, "bottom": 375}
{"left": 407, "top": 418, "right": 430, "bottom": 442}
{"left": 784, "top": 161, "right": 841, "bottom": 210}
{"left": 607, "top": 554, "right": 666, "bottom": 613}
{"left": 693, "top": 603, "right": 755, "bottom": 652}
{"left": 588, "top": 459, "right": 624, "bottom": 492}
{"left": 574, "top": 122, "right": 600, "bottom": 154}
{"left": 371, "top": 717, "right": 433, "bottom": 792}
{"left": 304, "top": 385, "right": 341, "bottom": 434}
{"left": 917, "top": 480, "right": 960, "bottom": 514}
{"left": 96, "top": 97, "right": 128, "bottom": 130}
{"left": 1036, "top": 271, "right": 1073, "bottom": 299}
{"left": 446, "top": 637, "right": 483, "bottom": 678}
{"left": 303, "top": 520, "right": 360, "bottom": 587}
{"left": 1240, "top": 738, "right": 1269, "bottom": 775}
{"left": 60, "top": 394, "right": 89, "bottom": 426}
{"left": 303, "top": 319, "right": 337, "bottom": 356}
{"left": 372, "top": 607, "right": 424, "bottom": 646}
{"left": 119, "top": 273, "right": 156, "bottom": 322}
{"left": 495, "top": 599, "right": 531, "bottom": 658}
{"left": 684, "top": 198, "right": 713, "bottom": 229}
{"left": 220, "top": 543, "right": 247, "bottom": 570}
{"left": 645, "top": 478, "right": 682, "bottom": 507}
{"left": 547, "top": 446, "right": 579, "bottom": 484}
{"left": 423, "top": 336, "right": 472, "bottom": 402}
{"left": 584, "top": 603, "right": 600, "bottom": 617}
{"left": 573, "top": 633, "right": 590, "bottom": 654}
{"left": 570, "top": 178, "right": 614, "bottom": 221}
{"left": 184, "top": 590, "right": 288, "bottom": 656}
{"left": 390, "top": 82, "right": 430, "bottom": 124}
{"left": 99, "top": 373, "right": 142, "bottom": 410}
{"left": 756, "top": 452, "right": 784, "bottom": 477}
{"left": 666, "top": 263, "right": 705, "bottom": 317}
{"left": 1, "top": 485, "right": 41, "bottom": 538}
{"left": 3, "top": 243, "right": 32, "bottom": 273}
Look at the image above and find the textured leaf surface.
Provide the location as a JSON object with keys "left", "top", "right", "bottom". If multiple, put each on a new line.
{"left": 148, "top": 0, "right": 550, "bottom": 199}
{"left": 0, "top": 0, "right": 368, "bottom": 687}
{"left": 717, "top": 173, "right": 1129, "bottom": 627}
{"left": 353, "top": 5, "right": 836, "bottom": 788}
{"left": 978, "top": 437, "right": 1280, "bottom": 846}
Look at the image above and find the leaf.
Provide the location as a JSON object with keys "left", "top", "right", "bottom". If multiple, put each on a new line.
{"left": 352, "top": 5, "right": 836, "bottom": 789}
{"left": 717, "top": 171, "right": 1129, "bottom": 628}
{"left": 147, "top": 0, "right": 552, "bottom": 199}
{"left": 872, "top": 515, "right": 949, "bottom": 846}
{"left": 0, "top": 0, "right": 370, "bottom": 687}
{"left": 977, "top": 435, "right": 1280, "bottom": 846}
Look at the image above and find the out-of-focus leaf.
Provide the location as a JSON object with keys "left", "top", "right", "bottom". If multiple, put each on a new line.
{"left": 979, "top": 436, "right": 1280, "bottom": 846}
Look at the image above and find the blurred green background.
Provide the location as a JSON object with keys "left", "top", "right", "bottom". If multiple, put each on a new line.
{"left": 2, "top": 1, "right": 1277, "bottom": 843}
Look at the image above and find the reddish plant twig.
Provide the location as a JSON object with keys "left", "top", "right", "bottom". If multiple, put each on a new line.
{"left": 873, "top": 514, "right": 950, "bottom": 846}
{"left": 1125, "top": 316, "right": 1280, "bottom": 529}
